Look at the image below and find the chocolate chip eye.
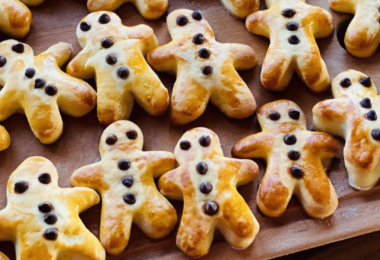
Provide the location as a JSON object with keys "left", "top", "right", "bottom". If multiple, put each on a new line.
{"left": 99, "top": 13, "right": 111, "bottom": 24}
{"left": 192, "top": 10, "right": 202, "bottom": 20}
{"left": 123, "top": 193, "right": 136, "bottom": 204}
{"left": 282, "top": 8, "right": 296, "bottom": 18}
{"left": 101, "top": 37, "right": 114, "bottom": 48}
{"left": 44, "top": 213, "right": 58, "bottom": 225}
{"left": 360, "top": 77, "right": 372, "bottom": 87}
{"left": 196, "top": 162, "right": 208, "bottom": 175}
{"left": 269, "top": 111, "right": 281, "bottom": 121}
{"left": 290, "top": 165, "right": 304, "bottom": 178}
{"left": 372, "top": 128, "right": 380, "bottom": 140}
{"left": 340, "top": 78, "right": 351, "bottom": 88}
{"left": 199, "top": 135, "right": 211, "bottom": 147}
{"left": 45, "top": 85, "right": 58, "bottom": 96}
{"left": 176, "top": 15, "right": 188, "bottom": 26}
{"left": 0, "top": 56, "right": 6, "bottom": 67}
{"left": 14, "top": 181, "right": 29, "bottom": 194}
{"left": 106, "top": 134, "right": 118, "bottom": 145}
{"left": 288, "top": 150, "right": 300, "bottom": 160}
{"left": 200, "top": 182, "right": 213, "bottom": 194}
{"left": 118, "top": 159, "right": 131, "bottom": 170}
{"left": 284, "top": 134, "right": 297, "bottom": 145}
{"left": 117, "top": 67, "right": 130, "bottom": 79}
{"left": 286, "top": 21, "right": 299, "bottom": 31}
{"left": 203, "top": 201, "right": 219, "bottom": 216}
{"left": 288, "top": 109, "right": 300, "bottom": 120}
{"left": 193, "top": 33, "right": 205, "bottom": 45}
{"left": 105, "top": 54, "right": 117, "bottom": 65}
{"left": 38, "top": 173, "right": 51, "bottom": 184}
{"left": 365, "top": 110, "right": 377, "bottom": 121}
{"left": 360, "top": 98, "right": 372, "bottom": 109}
{"left": 288, "top": 35, "right": 300, "bottom": 45}
{"left": 80, "top": 21, "right": 91, "bottom": 32}
{"left": 38, "top": 202, "right": 54, "bottom": 213}
{"left": 198, "top": 48, "right": 210, "bottom": 59}
{"left": 44, "top": 228, "right": 58, "bottom": 240}
{"left": 25, "top": 68, "right": 35, "bottom": 79}
{"left": 126, "top": 130, "right": 138, "bottom": 140}
{"left": 122, "top": 176, "right": 134, "bottom": 187}
{"left": 12, "top": 43, "right": 24, "bottom": 53}
{"left": 202, "top": 66, "right": 213, "bottom": 75}
{"left": 180, "top": 140, "right": 191, "bottom": 150}
{"left": 35, "top": 78, "right": 46, "bottom": 89}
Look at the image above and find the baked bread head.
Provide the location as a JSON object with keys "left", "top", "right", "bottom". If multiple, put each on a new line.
{"left": 0, "top": 0, "right": 31, "bottom": 38}
{"left": 220, "top": 0, "right": 260, "bottom": 18}
{"left": 233, "top": 100, "right": 339, "bottom": 218}
{"left": 0, "top": 125, "right": 10, "bottom": 151}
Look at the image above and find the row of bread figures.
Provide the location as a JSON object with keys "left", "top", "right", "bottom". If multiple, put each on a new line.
{"left": 1, "top": 92, "right": 380, "bottom": 259}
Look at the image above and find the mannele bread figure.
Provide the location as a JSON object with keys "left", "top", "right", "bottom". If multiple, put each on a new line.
{"left": 0, "top": 157, "right": 105, "bottom": 260}
{"left": 220, "top": 0, "right": 260, "bottom": 18}
{"left": 313, "top": 70, "right": 380, "bottom": 190}
{"left": 0, "top": 126, "right": 10, "bottom": 151}
{"left": 159, "top": 127, "right": 260, "bottom": 257}
{"left": 246, "top": 0, "right": 333, "bottom": 92}
{"left": 0, "top": 40, "right": 96, "bottom": 144}
{"left": 72, "top": 120, "right": 177, "bottom": 255}
{"left": 233, "top": 100, "right": 339, "bottom": 218}
{"left": 148, "top": 9, "right": 257, "bottom": 124}
{"left": 67, "top": 12, "right": 169, "bottom": 125}
{"left": 329, "top": 0, "right": 380, "bottom": 58}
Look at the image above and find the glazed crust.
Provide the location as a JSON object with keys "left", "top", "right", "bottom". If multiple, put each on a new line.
{"left": 0, "top": 126, "right": 10, "bottom": 151}
{"left": 246, "top": 0, "right": 333, "bottom": 92}
{"left": 67, "top": 12, "right": 168, "bottom": 125}
{"left": 71, "top": 120, "right": 177, "bottom": 256}
{"left": 329, "top": 0, "right": 380, "bottom": 58}
{"left": 233, "top": 100, "right": 339, "bottom": 218}
{"left": 313, "top": 70, "right": 380, "bottom": 190}
{"left": 159, "top": 127, "right": 260, "bottom": 257}
{"left": 220, "top": 0, "right": 260, "bottom": 18}
{"left": 0, "top": 157, "right": 105, "bottom": 260}
{"left": 87, "top": 0, "right": 168, "bottom": 19}
{"left": 148, "top": 9, "right": 257, "bottom": 125}
{"left": 0, "top": 40, "right": 97, "bottom": 144}
{"left": 0, "top": 0, "right": 31, "bottom": 38}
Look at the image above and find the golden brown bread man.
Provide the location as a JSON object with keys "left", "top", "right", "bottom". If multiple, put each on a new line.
{"left": 148, "top": 9, "right": 257, "bottom": 125}
{"left": 87, "top": 0, "right": 168, "bottom": 19}
{"left": 246, "top": 0, "right": 333, "bottom": 92}
{"left": 67, "top": 12, "right": 168, "bottom": 125}
{"left": 220, "top": 0, "right": 260, "bottom": 18}
{"left": 0, "top": 0, "right": 31, "bottom": 38}
{"left": 0, "top": 156, "right": 105, "bottom": 260}
{"left": 233, "top": 100, "right": 339, "bottom": 218}
{"left": 0, "top": 125, "right": 10, "bottom": 151}
{"left": 313, "top": 70, "right": 380, "bottom": 190}
{"left": 0, "top": 40, "right": 97, "bottom": 144}
{"left": 71, "top": 120, "right": 177, "bottom": 256}
{"left": 329, "top": 0, "right": 380, "bottom": 58}
{"left": 159, "top": 127, "right": 260, "bottom": 257}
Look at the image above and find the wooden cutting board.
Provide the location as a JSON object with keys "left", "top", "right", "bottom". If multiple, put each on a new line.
{"left": 0, "top": 0, "right": 379, "bottom": 259}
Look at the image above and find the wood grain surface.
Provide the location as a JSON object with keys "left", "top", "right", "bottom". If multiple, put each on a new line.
{"left": 0, "top": 0, "right": 380, "bottom": 259}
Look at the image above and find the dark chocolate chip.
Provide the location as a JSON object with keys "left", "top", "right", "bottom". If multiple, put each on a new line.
{"left": 360, "top": 98, "right": 372, "bottom": 109}
{"left": 198, "top": 48, "right": 210, "bottom": 59}
{"left": 117, "top": 67, "right": 130, "bottom": 79}
{"left": 360, "top": 77, "right": 372, "bottom": 87}
{"left": 196, "top": 162, "right": 208, "bottom": 175}
{"left": 25, "top": 68, "right": 35, "bottom": 79}
{"left": 105, "top": 54, "right": 117, "bottom": 65}
{"left": 288, "top": 109, "right": 300, "bottom": 120}
{"left": 193, "top": 33, "right": 205, "bottom": 45}
{"left": 101, "top": 37, "right": 114, "bottom": 48}
{"left": 80, "top": 22, "right": 91, "bottom": 32}
{"left": 287, "top": 21, "right": 299, "bottom": 31}
{"left": 180, "top": 140, "right": 191, "bottom": 150}
{"left": 122, "top": 176, "right": 134, "bottom": 188}
{"left": 284, "top": 134, "right": 297, "bottom": 145}
{"left": 45, "top": 85, "right": 58, "bottom": 96}
{"left": 14, "top": 181, "right": 29, "bottom": 194}
{"left": 340, "top": 78, "right": 351, "bottom": 88}
{"left": 35, "top": 78, "right": 46, "bottom": 89}
{"left": 126, "top": 130, "right": 138, "bottom": 140}
{"left": 288, "top": 150, "right": 300, "bottom": 160}
{"left": 202, "top": 66, "right": 213, "bottom": 75}
{"left": 99, "top": 13, "right": 111, "bottom": 24}
{"left": 118, "top": 159, "right": 131, "bottom": 170}
{"left": 176, "top": 15, "right": 188, "bottom": 26}
{"left": 43, "top": 228, "right": 58, "bottom": 240}
{"left": 290, "top": 165, "right": 304, "bottom": 178}
{"left": 0, "top": 56, "right": 6, "bottom": 67}
{"left": 372, "top": 128, "right": 380, "bottom": 140}
{"left": 38, "top": 173, "right": 51, "bottom": 184}
{"left": 365, "top": 110, "right": 377, "bottom": 121}
{"left": 203, "top": 201, "right": 219, "bottom": 216}
{"left": 123, "top": 193, "right": 136, "bottom": 204}
{"left": 12, "top": 43, "right": 24, "bottom": 53}
{"left": 44, "top": 213, "right": 58, "bottom": 225}
{"left": 269, "top": 111, "right": 281, "bottom": 121}
{"left": 200, "top": 182, "right": 213, "bottom": 194}
{"left": 288, "top": 35, "right": 300, "bottom": 45}
{"left": 199, "top": 135, "right": 211, "bottom": 147}
{"left": 282, "top": 8, "right": 296, "bottom": 18}
{"left": 38, "top": 202, "right": 54, "bottom": 213}
{"left": 106, "top": 134, "right": 118, "bottom": 145}
{"left": 192, "top": 10, "right": 202, "bottom": 20}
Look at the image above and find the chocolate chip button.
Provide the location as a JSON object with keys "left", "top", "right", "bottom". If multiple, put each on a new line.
{"left": 288, "top": 150, "right": 300, "bottom": 160}
{"left": 176, "top": 15, "right": 188, "bottom": 26}
{"left": 282, "top": 8, "right": 296, "bottom": 18}
{"left": 44, "top": 213, "right": 58, "bottom": 225}
{"left": 117, "top": 67, "right": 130, "bottom": 79}
{"left": 38, "top": 173, "right": 51, "bottom": 184}
{"left": 180, "top": 140, "right": 191, "bottom": 150}
{"left": 365, "top": 110, "right": 377, "bottom": 121}
{"left": 196, "top": 162, "right": 208, "bottom": 175}
{"left": 199, "top": 135, "right": 211, "bottom": 147}
{"left": 290, "top": 165, "right": 304, "bottom": 178}
{"left": 80, "top": 21, "right": 91, "bottom": 31}
{"left": 122, "top": 176, "right": 134, "bottom": 188}
{"left": 192, "top": 10, "right": 202, "bottom": 20}
{"left": 286, "top": 21, "right": 299, "bottom": 31}
{"left": 284, "top": 134, "right": 297, "bottom": 145}
{"left": 200, "top": 182, "right": 213, "bottom": 194}
{"left": 43, "top": 228, "right": 58, "bottom": 240}
{"left": 0, "top": 56, "right": 6, "bottom": 67}
{"left": 340, "top": 78, "right": 351, "bottom": 88}
{"left": 269, "top": 111, "right": 281, "bottom": 121}
{"left": 118, "top": 159, "right": 131, "bottom": 170}
{"left": 126, "top": 130, "right": 138, "bottom": 140}
{"left": 106, "top": 134, "right": 118, "bottom": 145}
{"left": 99, "top": 13, "right": 111, "bottom": 24}
{"left": 38, "top": 202, "right": 54, "bottom": 213}
{"left": 360, "top": 77, "right": 372, "bottom": 87}
{"left": 123, "top": 193, "right": 136, "bottom": 204}
{"left": 101, "top": 37, "right": 114, "bottom": 48}
{"left": 25, "top": 68, "right": 35, "bottom": 78}
{"left": 105, "top": 54, "right": 117, "bottom": 65}
{"left": 35, "top": 78, "right": 46, "bottom": 89}
{"left": 193, "top": 33, "right": 205, "bottom": 45}
{"left": 288, "top": 109, "right": 300, "bottom": 120}
{"left": 203, "top": 201, "right": 219, "bottom": 216}
{"left": 45, "top": 85, "right": 58, "bottom": 96}
{"left": 14, "top": 181, "right": 29, "bottom": 194}
{"left": 12, "top": 43, "right": 24, "bottom": 53}
{"left": 202, "top": 66, "right": 213, "bottom": 75}
{"left": 198, "top": 48, "right": 210, "bottom": 59}
{"left": 372, "top": 128, "right": 380, "bottom": 140}
{"left": 360, "top": 98, "right": 372, "bottom": 109}
{"left": 288, "top": 35, "right": 300, "bottom": 45}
